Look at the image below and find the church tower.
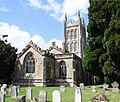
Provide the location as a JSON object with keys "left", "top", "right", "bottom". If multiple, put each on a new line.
{"left": 63, "top": 11, "right": 86, "bottom": 58}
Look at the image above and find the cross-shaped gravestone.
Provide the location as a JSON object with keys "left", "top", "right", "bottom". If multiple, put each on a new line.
{"left": 26, "top": 87, "right": 32, "bottom": 100}
{"left": 38, "top": 90, "right": 46, "bottom": 102}
{"left": 52, "top": 90, "right": 61, "bottom": 102}
{"left": 74, "top": 87, "right": 82, "bottom": 102}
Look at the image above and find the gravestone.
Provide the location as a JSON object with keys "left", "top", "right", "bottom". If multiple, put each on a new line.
{"left": 74, "top": 87, "right": 82, "bottom": 102}
{"left": 11, "top": 86, "right": 18, "bottom": 99}
{"left": 52, "top": 90, "right": 61, "bottom": 102}
{"left": 2, "top": 84, "right": 7, "bottom": 88}
{"left": 1, "top": 93, "right": 5, "bottom": 102}
{"left": 16, "top": 85, "right": 20, "bottom": 94}
{"left": 91, "top": 86, "right": 96, "bottom": 93}
{"left": 103, "top": 83, "right": 109, "bottom": 91}
{"left": 60, "top": 85, "right": 65, "bottom": 92}
{"left": 79, "top": 83, "right": 84, "bottom": 90}
{"left": 26, "top": 87, "right": 32, "bottom": 100}
{"left": 111, "top": 82, "right": 119, "bottom": 93}
{"left": 1, "top": 86, "right": 6, "bottom": 95}
{"left": 38, "top": 90, "right": 46, "bottom": 102}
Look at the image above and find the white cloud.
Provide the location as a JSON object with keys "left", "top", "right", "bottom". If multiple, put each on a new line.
{"left": 27, "top": 0, "right": 89, "bottom": 21}
{"left": 0, "top": 22, "right": 62, "bottom": 52}
{"left": 0, "top": 6, "right": 10, "bottom": 12}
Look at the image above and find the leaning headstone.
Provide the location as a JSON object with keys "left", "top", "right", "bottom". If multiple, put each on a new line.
{"left": 26, "top": 87, "right": 32, "bottom": 100}
{"left": 79, "top": 83, "right": 84, "bottom": 90}
{"left": 60, "top": 85, "right": 65, "bottom": 92}
{"left": 1, "top": 93, "right": 5, "bottom": 102}
{"left": 38, "top": 90, "right": 46, "bottom": 102}
{"left": 91, "top": 86, "right": 96, "bottom": 93}
{"left": 11, "top": 86, "right": 18, "bottom": 99}
{"left": 52, "top": 90, "right": 61, "bottom": 102}
{"left": 74, "top": 87, "right": 82, "bottom": 102}
{"left": 112, "top": 82, "right": 119, "bottom": 93}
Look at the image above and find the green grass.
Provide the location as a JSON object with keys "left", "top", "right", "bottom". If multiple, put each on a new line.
{"left": 4, "top": 85, "right": 120, "bottom": 102}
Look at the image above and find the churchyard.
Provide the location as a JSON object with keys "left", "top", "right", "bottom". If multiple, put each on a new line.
{"left": 0, "top": 82, "right": 120, "bottom": 102}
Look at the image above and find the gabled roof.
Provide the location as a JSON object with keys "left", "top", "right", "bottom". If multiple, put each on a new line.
{"left": 48, "top": 46, "right": 64, "bottom": 54}
{"left": 17, "top": 40, "right": 44, "bottom": 58}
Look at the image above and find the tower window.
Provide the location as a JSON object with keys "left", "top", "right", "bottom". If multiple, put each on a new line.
{"left": 67, "top": 30, "right": 69, "bottom": 39}
{"left": 70, "top": 29, "right": 73, "bottom": 40}
{"left": 74, "top": 42, "right": 77, "bottom": 51}
{"left": 74, "top": 29, "right": 77, "bottom": 39}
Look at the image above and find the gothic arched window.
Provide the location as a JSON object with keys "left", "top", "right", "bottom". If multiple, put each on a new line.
{"left": 67, "top": 30, "right": 69, "bottom": 39}
{"left": 59, "top": 61, "right": 66, "bottom": 78}
{"left": 24, "top": 52, "right": 35, "bottom": 73}
{"left": 74, "top": 42, "right": 77, "bottom": 51}
{"left": 70, "top": 29, "right": 73, "bottom": 40}
{"left": 74, "top": 29, "right": 77, "bottom": 39}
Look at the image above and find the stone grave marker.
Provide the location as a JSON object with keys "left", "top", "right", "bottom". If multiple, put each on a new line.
{"left": 91, "top": 86, "right": 96, "bottom": 93}
{"left": 74, "top": 87, "right": 82, "bottom": 102}
{"left": 1, "top": 86, "right": 6, "bottom": 95}
{"left": 79, "top": 83, "right": 84, "bottom": 90}
{"left": 11, "top": 85, "right": 18, "bottom": 99}
{"left": 16, "top": 85, "right": 20, "bottom": 94}
{"left": 60, "top": 85, "right": 65, "bottom": 92}
{"left": 111, "top": 82, "right": 119, "bottom": 93}
{"left": 1, "top": 93, "right": 5, "bottom": 102}
{"left": 52, "top": 90, "right": 61, "bottom": 102}
{"left": 38, "top": 90, "right": 46, "bottom": 102}
{"left": 103, "top": 83, "right": 109, "bottom": 91}
{"left": 26, "top": 87, "right": 32, "bottom": 100}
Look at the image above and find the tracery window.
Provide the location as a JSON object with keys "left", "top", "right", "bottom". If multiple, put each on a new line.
{"left": 24, "top": 52, "right": 35, "bottom": 73}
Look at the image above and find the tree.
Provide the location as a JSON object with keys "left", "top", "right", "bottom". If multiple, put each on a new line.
{"left": 83, "top": 0, "right": 120, "bottom": 84}
{"left": 103, "top": 2, "right": 120, "bottom": 83}
{"left": 0, "top": 40, "right": 17, "bottom": 84}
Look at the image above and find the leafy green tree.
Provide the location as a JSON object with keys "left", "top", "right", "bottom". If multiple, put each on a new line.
{"left": 103, "top": 2, "right": 120, "bottom": 82}
{"left": 0, "top": 40, "right": 17, "bottom": 84}
{"left": 83, "top": 0, "right": 120, "bottom": 84}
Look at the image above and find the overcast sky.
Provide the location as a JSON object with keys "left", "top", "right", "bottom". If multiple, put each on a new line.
{"left": 0, "top": 0, "right": 89, "bottom": 52}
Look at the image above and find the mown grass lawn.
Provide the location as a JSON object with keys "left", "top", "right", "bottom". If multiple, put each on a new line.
{"left": 5, "top": 85, "right": 120, "bottom": 102}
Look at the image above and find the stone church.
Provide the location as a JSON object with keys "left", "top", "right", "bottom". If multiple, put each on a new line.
{"left": 14, "top": 11, "right": 88, "bottom": 87}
